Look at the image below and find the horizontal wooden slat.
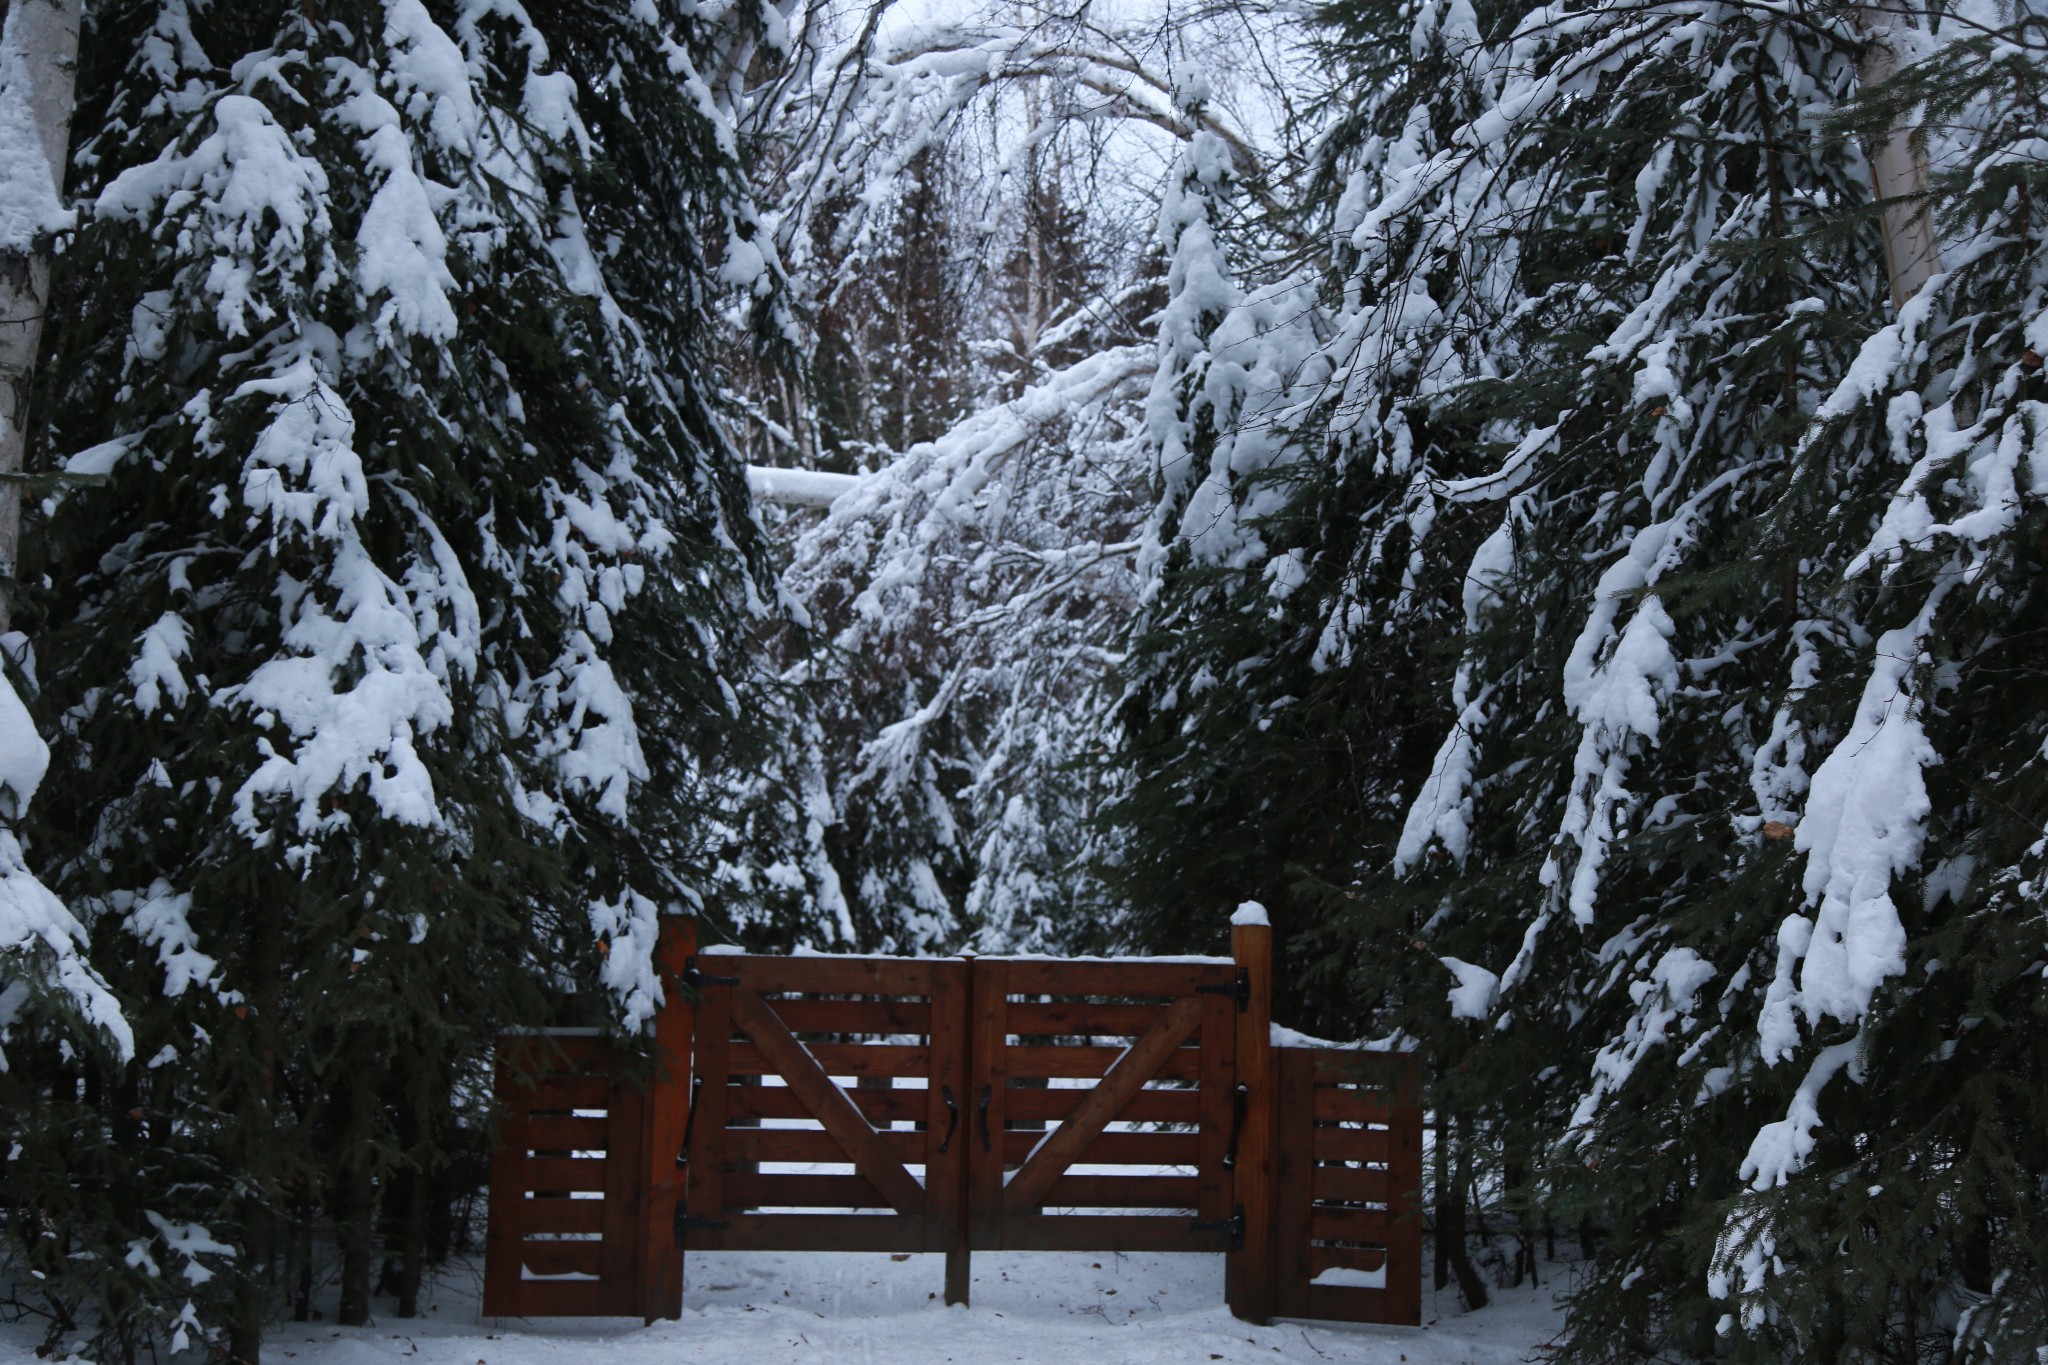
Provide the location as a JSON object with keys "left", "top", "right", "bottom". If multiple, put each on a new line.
{"left": 1309, "top": 1242, "right": 1389, "bottom": 1276}
{"left": 1041, "top": 1174, "right": 1200, "bottom": 1209}
{"left": 1002, "top": 962, "right": 1234, "bottom": 998}
{"left": 756, "top": 998, "right": 930, "bottom": 1035}
{"left": 1312, "top": 1123, "right": 1391, "bottom": 1164}
{"left": 519, "top": 1157, "right": 609, "bottom": 1192}
{"left": 1312, "top": 1165, "right": 1393, "bottom": 1204}
{"left": 1003, "top": 1002, "right": 1170, "bottom": 1037}
{"left": 496, "top": 1036, "right": 613, "bottom": 1069}
{"left": 723, "top": 1126, "right": 925, "bottom": 1164}
{"left": 1004, "top": 1045, "right": 1201, "bottom": 1081}
{"left": 510, "top": 1198, "right": 606, "bottom": 1235}
{"left": 693, "top": 1213, "right": 927, "bottom": 1253}
{"left": 1004, "top": 1085, "right": 1200, "bottom": 1125}
{"left": 498, "top": 1278, "right": 639, "bottom": 1317}
{"left": 1299, "top": 1283, "right": 1395, "bottom": 1324}
{"left": 726, "top": 1042, "right": 928, "bottom": 1079}
{"left": 1314, "top": 1085, "right": 1397, "bottom": 1125}
{"left": 999, "top": 1213, "right": 1220, "bottom": 1253}
{"left": 723, "top": 1172, "right": 888, "bottom": 1210}
{"left": 710, "top": 956, "right": 943, "bottom": 995}
{"left": 1312, "top": 1207, "right": 1396, "bottom": 1245}
{"left": 506, "top": 1117, "right": 609, "bottom": 1152}
{"left": 516, "top": 1240, "right": 604, "bottom": 1278}
{"left": 497, "top": 1075, "right": 614, "bottom": 1108}
{"left": 999, "top": 1129, "right": 1201, "bottom": 1166}
{"left": 1308, "top": 1053, "right": 1416, "bottom": 1089}
{"left": 727, "top": 1084, "right": 930, "bottom": 1125}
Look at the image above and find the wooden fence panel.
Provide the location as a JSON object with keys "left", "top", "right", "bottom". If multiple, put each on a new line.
{"left": 1269, "top": 1047, "right": 1422, "bottom": 1326}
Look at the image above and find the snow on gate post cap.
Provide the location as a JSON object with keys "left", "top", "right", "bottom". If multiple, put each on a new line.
{"left": 1230, "top": 901, "right": 1269, "bottom": 927}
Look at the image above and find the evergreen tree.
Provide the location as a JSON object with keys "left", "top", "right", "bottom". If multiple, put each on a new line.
{"left": 1115, "top": 0, "right": 2048, "bottom": 1358}
{"left": 5, "top": 0, "right": 791, "bottom": 1355}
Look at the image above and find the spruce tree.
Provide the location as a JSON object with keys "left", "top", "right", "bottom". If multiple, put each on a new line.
{"left": 7, "top": 0, "right": 791, "bottom": 1355}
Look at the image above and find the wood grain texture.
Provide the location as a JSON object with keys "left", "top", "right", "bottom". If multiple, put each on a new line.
{"left": 728, "top": 987, "right": 928, "bottom": 1216}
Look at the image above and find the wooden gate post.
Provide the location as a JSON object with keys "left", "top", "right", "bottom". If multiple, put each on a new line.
{"left": 1227, "top": 904, "right": 1276, "bottom": 1323}
{"left": 639, "top": 914, "right": 695, "bottom": 1321}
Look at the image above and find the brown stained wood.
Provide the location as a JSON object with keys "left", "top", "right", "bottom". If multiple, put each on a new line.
{"left": 517, "top": 1240, "right": 605, "bottom": 1278}
{"left": 506, "top": 1116, "right": 610, "bottom": 1152}
{"left": 714, "top": 956, "right": 941, "bottom": 996}
{"left": 925, "top": 961, "right": 971, "bottom": 1264}
{"left": 516, "top": 1198, "right": 609, "bottom": 1235}
{"left": 1272, "top": 1049, "right": 1317, "bottom": 1319}
{"left": 967, "top": 960, "right": 1010, "bottom": 1249}
{"left": 727, "top": 987, "right": 928, "bottom": 1217}
{"left": 725, "top": 1042, "right": 929, "bottom": 1079}
{"left": 692, "top": 1212, "right": 930, "bottom": 1254}
{"left": 1003, "top": 996, "right": 1203, "bottom": 1214}
{"left": 1311, "top": 1206, "right": 1396, "bottom": 1244}
{"left": 598, "top": 1079, "right": 646, "bottom": 1311}
{"left": 1386, "top": 1084, "right": 1425, "bottom": 1326}
{"left": 1003, "top": 1045, "right": 1202, "bottom": 1082}
{"left": 766, "top": 997, "right": 931, "bottom": 1035}
{"left": 994, "top": 1215, "right": 1219, "bottom": 1254}
{"left": 1195, "top": 989, "right": 1235, "bottom": 1227}
{"left": 1000, "top": 961, "right": 1235, "bottom": 998}
{"left": 1311, "top": 1165, "right": 1392, "bottom": 1204}
{"left": 1002, "top": 1085, "right": 1200, "bottom": 1124}
{"left": 495, "top": 1278, "right": 637, "bottom": 1318}
{"left": 1314, "top": 1085, "right": 1397, "bottom": 1125}
{"left": 1300, "top": 1284, "right": 1393, "bottom": 1324}
{"left": 728, "top": 1084, "right": 930, "bottom": 1125}
{"left": 1312, "top": 1124, "right": 1392, "bottom": 1165}
{"left": 723, "top": 1172, "right": 889, "bottom": 1210}
{"left": 497, "top": 1075, "right": 613, "bottom": 1108}
{"left": 722, "top": 1126, "right": 928, "bottom": 1165}
{"left": 1041, "top": 1174, "right": 1201, "bottom": 1209}
{"left": 997, "top": 1128, "right": 1203, "bottom": 1166}
{"left": 686, "top": 974, "right": 733, "bottom": 1229}
{"left": 1308, "top": 1243, "right": 1390, "bottom": 1276}
{"left": 483, "top": 1055, "right": 532, "bottom": 1316}
{"left": 1309, "top": 1052, "right": 1413, "bottom": 1089}
{"left": 521, "top": 1157, "right": 609, "bottom": 1192}
{"left": 497, "top": 1034, "right": 611, "bottom": 1073}
{"left": 1228, "top": 918, "right": 1275, "bottom": 1324}
{"left": 641, "top": 914, "right": 694, "bottom": 1321}
{"left": 1002, "top": 1001, "right": 1167, "bottom": 1037}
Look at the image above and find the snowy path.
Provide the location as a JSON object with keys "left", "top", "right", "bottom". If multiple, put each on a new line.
{"left": 3, "top": 1251, "right": 1560, "bottom": 1364}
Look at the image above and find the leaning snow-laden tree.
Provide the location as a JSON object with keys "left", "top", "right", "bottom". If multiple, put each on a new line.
{"left": 12, "top": 1, "right": 794, "bottom": 1355}
{"left": 748, "top": 0, "right": 1306, "bottom": 953}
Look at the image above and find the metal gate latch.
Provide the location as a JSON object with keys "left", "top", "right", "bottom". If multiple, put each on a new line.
{"left": 683, "top": 956, "right": 740, "bottom": 988}
{"left": 1194, "top": 968, "right": 1250, "bottom": 1011}
{"left": 1189, "top": 1204, "right": 1246, "bottom": 1249}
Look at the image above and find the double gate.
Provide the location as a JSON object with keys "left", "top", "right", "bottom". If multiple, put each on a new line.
{"left": 485, "top": 917, "right": 1420, "bottom": 1327}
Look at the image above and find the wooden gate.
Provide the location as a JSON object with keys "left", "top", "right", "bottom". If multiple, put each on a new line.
{"left": 678, "top": 953, "right": 968, "bottom": 1264}
{"left": 967, "top": 957, "right": 1241, "bottom": 1255}
{"left": 483, "top": 914, "right": 1423, "bottom": 1330}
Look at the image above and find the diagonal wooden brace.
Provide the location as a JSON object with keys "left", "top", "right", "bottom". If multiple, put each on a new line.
{"left": 1003, "top": 995, "right": 1203, "bottom": 1214}
{"left": 728, "top": 988, "right": 927, "bottom": 1217}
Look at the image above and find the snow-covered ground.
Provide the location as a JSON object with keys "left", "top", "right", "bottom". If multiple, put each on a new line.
{"left": 2, "top": 1250, "right": 1562, "bottom": 1363}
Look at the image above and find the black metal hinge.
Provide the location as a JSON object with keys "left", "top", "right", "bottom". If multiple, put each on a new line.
{"left": 674, "top": 1208, "right": 730, "bottom": 1247}
{"left": 1190, "top": 1204, "right": 1246, "bottom": 1249}
{"left": 1195, "top": 968, "right": 1250, "bottom": 1012}
{"left": 683, "top": 956, "right": 740, "bottom": 988}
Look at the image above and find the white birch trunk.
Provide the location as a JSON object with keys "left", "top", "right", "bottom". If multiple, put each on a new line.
{"left": 0, "top": 0, "right": 84, "bottom": 635}
{"left": 1856, "top": 9, "right": 1940, "bottom": 310}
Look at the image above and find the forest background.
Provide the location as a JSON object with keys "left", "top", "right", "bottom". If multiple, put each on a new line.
{"left": 0, "top": 0, "right": 2042, "bottom": 1361}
